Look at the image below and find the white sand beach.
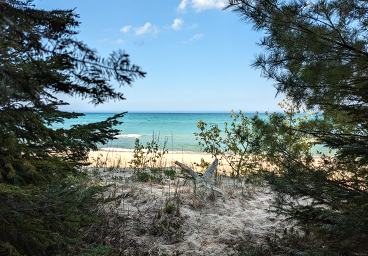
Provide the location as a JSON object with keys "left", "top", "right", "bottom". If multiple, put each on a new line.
{"left": 88, "top": 150, "right": 218, "bottom": 170}
{"left": 85, "top": 150, "right": 292, "bottom": 255}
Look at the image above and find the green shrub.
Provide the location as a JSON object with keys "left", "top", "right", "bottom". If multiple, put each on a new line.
{"left": 137, "top": 172, "right": 151, "bottom": 182}
{"left": 164, "top": 169, "right": 176, "bottom": 180}
{"left": 149, "top": 214, "right": 185, "bottom": 244}
{"left": 150, "top": 168, "right": 161, "bottom": 174}
{"left": 231, "top": 228, "right": 338, "bottom": 256}
{"left": 164, "top": 202, "right": 175, "bottom": 214}
{"left": 225, "top": 0, "right": 368, "bottom": 254}
{"left": 130, "top": 133, "right": 169, "bottom": 170}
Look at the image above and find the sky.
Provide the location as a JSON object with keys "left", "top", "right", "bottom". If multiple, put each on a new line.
{"left": 34, "top": 0, "right": 284, "bottom": 113}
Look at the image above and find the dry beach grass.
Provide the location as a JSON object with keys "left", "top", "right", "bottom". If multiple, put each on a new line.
{"left": 83, "top": 150, "right": 293, "bottom": 256}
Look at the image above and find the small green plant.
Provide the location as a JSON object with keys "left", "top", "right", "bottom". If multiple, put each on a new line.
{"left": 195, "top": 110, "right": 260, "bottom": 178}
{"left": 130, "top": 132, "right": 169, "bottom": 170}
{"left": 164, "top": 202, "right": 175, "bottom": 214}
{"left": 194, "top": 158, "right": 210, "bottom": 171}
{"left": 146, "top": 132, "right": 169, "bottom": 169}
{"left": 164, "top": 169, "right": 176, "bottom": 180}
{"left": 111, "top": 175, "right": 124, "bottom": 181}
{"left": 130, "top": 138, "right": 147, "bottom": 169}
{"left": 137, "top": 172, "right": 151, "bottom": 182}
{"left": 150, "top": 168, "right": 161, "bottom": 174}
{"left": 149, "top": 215, "right": 185, "bottom": 244}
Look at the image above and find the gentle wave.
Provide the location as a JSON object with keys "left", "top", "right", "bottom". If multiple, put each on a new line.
{"left": 115, "top": 134, "right": 141, "bottom": 138}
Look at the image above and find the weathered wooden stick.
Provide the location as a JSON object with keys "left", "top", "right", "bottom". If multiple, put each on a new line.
{"left": 174, "top": 161, "right": 199, "bottom": 180}
{"left": 205, "top": 183, "right": 222, "bottom": 194}
{"left": 175, "top": 159, "right": 225, "bottom": 200}
{"left": 202, "top": 158, "right": 218, "bottom": 178}
{"left": 175, "top": 159, "right": 218, "bottom": 179}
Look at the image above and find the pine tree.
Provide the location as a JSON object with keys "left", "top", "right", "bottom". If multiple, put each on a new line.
{"left": 227, "top": 0, "right": 368, "bottom": 253}
{"left": 0, "top": 0, "right": 145, "bottom": 255}
{"left": 228, "top": 0, "right": 368, "bottom": 163}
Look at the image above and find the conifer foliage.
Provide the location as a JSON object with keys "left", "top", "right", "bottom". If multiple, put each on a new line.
{"left": 0, "top": 0, "right": 145, "bottom": 255}
{"left": 226, "top": 0, "right": 368, "bottom": 253}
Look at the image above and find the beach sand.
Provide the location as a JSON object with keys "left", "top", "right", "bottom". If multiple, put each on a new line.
{"left": 88, "top": 150, "right": 225, "bottom": 173}
{"left": 85, "top": 150, "right": 292, "bottom": 255}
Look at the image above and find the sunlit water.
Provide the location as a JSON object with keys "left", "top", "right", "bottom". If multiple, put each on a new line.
{"left": 50, "top": 112, "right": 329, "bottom": 155}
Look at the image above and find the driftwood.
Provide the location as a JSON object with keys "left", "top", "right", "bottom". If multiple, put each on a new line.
{"left": 174, "top": 158, "right": 218, "bottom": 180}
{"left": 174, "top": 159, "right": 224, "bottom": 197}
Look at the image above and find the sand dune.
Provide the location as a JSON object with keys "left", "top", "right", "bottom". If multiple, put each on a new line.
{"left": 85, "top": 151, "right": 292, "bottom": 255}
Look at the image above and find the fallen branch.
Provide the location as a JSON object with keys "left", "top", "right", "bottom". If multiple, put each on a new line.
{"left": 175, "top": 159, "right": 224, "bottom": 199}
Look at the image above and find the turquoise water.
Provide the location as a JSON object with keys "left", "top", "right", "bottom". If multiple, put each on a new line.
{"left": 50, "top": 112, "right": 258, "bottom": 152}
{"left": 51, "top": 112, "right": 328, "bottom": 154}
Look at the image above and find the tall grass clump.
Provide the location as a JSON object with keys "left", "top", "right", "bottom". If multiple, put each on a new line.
{"left": 130, "top": 132, "right": 169, "bottom": 171}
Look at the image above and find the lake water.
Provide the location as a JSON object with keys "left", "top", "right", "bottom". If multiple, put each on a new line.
{"left": 51, "top": 112, "right": 328, "bottom": 154}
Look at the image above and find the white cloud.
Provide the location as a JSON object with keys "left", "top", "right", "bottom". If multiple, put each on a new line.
{"left": 177, "top": 0, "right": 188, "bottom": 11}
{"left": 185, "top": 33, "right": 203, "bottom": 43}
{"left": 111, "top": 39, "right": 124, "bottom": 44}
{"left": 171, "top": 18, "right": 184, "bottom": 30}
{"left": 192, "top": 0, "right": 227, "bottom": 11}
{"left": 120, "top": 25, "right": 132, "bottom": 33}
{"left": 97, "top": 38, "right": 109, "bottom": 43}
{"left": 135, "top": 22, "right": 152, "bottom": 35}
{"left": 152, "top": 26, "right": 159, "bottom": 35}
{"left": 188, "top": 23, "right": 199, "bottom": 29}
{"left": 178, "top": 0, "right": 227, "bottom": 12}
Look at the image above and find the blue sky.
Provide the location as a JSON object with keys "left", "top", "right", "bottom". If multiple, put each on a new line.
{"left": 34, "top": 0, "right": 284, "bottom": 113}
